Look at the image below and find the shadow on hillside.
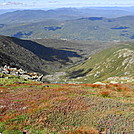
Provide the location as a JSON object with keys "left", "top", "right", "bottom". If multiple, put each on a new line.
{"left": 12, "top": 37, "right": 82, "bottom": 63}
{"left": 68, "top": 68, "right": 92, "bottom": 79}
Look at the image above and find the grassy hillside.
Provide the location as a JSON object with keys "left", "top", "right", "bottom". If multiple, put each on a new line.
{"left": 0, "top": 74, "right": 133, "bottom": 133}
{"left": 66, "top": 43, "right": 134, "bottom": 83}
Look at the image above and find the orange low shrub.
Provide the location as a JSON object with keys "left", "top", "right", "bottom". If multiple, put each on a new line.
{"left": 90, "top": 84, "right": 103, "bottom": 88}
{"left": 105, "top": 84, "right": 113, "bottom": 89}
{"left": 68, "top": 126, "right": 99, "bottom": 134}
{"left": 101, "top": 91, "right": 110, "bottom": 97}
{"left": 116, "top": 87, "right": 122, "bottom": 92}
{"left": 122, "top": 87, "right": 130, "bottom": 91}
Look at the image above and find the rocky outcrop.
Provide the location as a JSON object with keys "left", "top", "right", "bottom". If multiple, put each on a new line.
{"left": 0, "top": 65, "right": 44, "bottom": 81}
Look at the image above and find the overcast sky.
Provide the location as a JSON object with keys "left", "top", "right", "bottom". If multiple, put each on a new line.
{"left": 0, "top": 0, "right": 134, "bottom": 9}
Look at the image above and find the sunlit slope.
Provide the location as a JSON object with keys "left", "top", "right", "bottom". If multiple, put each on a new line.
{"left": 67, "top": 43, "right": 134, "bottom": 83}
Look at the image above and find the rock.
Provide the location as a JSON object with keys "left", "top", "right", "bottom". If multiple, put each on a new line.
{"left": 0, "top": 65, "right": 44, "bottom": 82}
{"left": 4, "top": 65, "right": 9, "bottom": 69}
{"left": 2, "top": 70, "right": 9, "bottom": 74}
{"left": 41, "top": 76, "right": 50, "bottom": 83}
{"left": 0, "top": 74, "right": 4, "bottom": 78}
{"left": 20, "top": 75, "right": 31, "bottom": 80}
{"left": 17, "top": 68, "right": 27, "bottom": 74}
{"left": 37, "top": 75, "right": 44, "bottom": 81}
{"left": 93, "top": 82, "right": 106, "bottom": 85}
{"left": 110, "top": 81, "right": 118, "bottom": 84}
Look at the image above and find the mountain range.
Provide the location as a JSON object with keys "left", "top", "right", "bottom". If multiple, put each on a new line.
{"left": 0, "top": 7, "right": 134, "bottom": 83}
{"left": 0, "top": 8, "right": 134, "bottom": 41}
{"left": 0, "top": 7, "right": 134, "bottom": 23}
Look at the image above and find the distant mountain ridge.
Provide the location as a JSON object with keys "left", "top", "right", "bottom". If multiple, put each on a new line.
{"left": 0, "top": 7, "right": 133, "bottom": 23}
{"left": 1, "top": 10, "right": 134, "bottom": 41}
{"left": 0, "top": 9, "right": 82, "bottom": 24}
{"left": 0, "top": 7, "right": 133, "bottom": 24}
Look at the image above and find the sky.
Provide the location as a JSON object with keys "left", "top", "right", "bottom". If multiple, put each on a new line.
{"left": 0, "top": 0, "right": 134, "bottom": 9}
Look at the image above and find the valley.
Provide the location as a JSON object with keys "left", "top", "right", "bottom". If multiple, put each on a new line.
{"left": 0, "top": 7, "right": 134, "bottom": 134}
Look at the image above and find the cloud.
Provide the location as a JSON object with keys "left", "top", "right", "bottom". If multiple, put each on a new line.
{"left": 0, "top": 1, "right": 25, "bottom": 6}
{"left": 48, "top": 1, "right": 59, "bottom": 4}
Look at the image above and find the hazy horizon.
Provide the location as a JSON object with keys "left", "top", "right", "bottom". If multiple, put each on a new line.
{"left": 1, "top": 6, "right": 134, "bottom": 11}
{"left": 0, "top": 0, "right": 134, "bottom": 9}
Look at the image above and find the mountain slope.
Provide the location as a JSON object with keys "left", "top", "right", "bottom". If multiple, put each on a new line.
{"left": 0, "top": 35, "right": 82, "bottom": 74}
{"left": 0, "top": 35, "right": 48, "bottom": 74}
{"left": 67, "top": 43, "right": 134, "bottom": 83}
